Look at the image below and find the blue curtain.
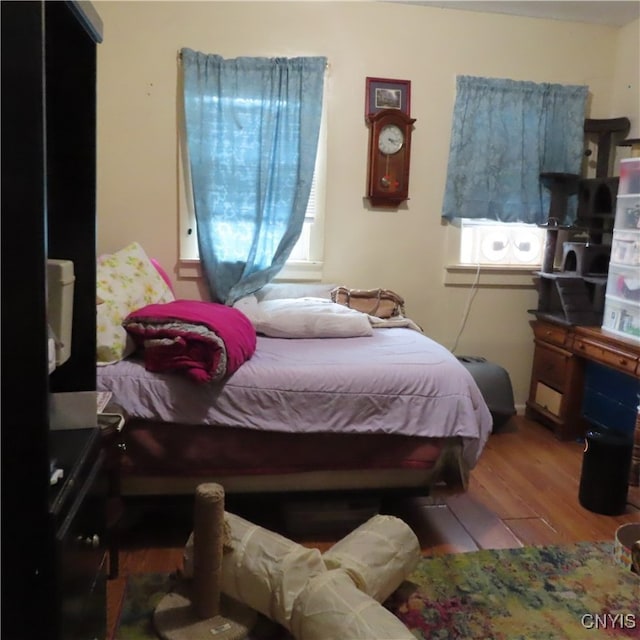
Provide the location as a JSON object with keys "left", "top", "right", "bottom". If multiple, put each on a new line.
{"left": 442, "top": 76, "right": 588, "bottom": 225}
{"left": 181, "top": 49, "right": 326, "bottom": 304}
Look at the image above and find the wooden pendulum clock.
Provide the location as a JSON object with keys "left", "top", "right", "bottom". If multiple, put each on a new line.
{"left": 366, "top": 108, "right": 416, "bottom": 207}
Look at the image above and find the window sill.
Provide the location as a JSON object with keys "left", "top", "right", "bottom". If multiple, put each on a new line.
{"left": 177, "top": 259, "right": 324, "bottom": 282}
{"left": 178, "top": 259, "right": 202, "bottom": 279}
{"left": 274, "top": 260, "right": 324, "bottom": 282}
{"left": 444, "top": 264, "right": 538, "bottom": 288}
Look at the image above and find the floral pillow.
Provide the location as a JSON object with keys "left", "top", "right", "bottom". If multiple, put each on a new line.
{"left": 97, "top": 242, "right": 175, "bottom": 364}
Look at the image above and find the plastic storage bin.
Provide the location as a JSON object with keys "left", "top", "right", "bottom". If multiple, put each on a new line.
{"left": 614, "top": 194, "right": 640, "bottom": 230}
{"left": 606, "top": 264, "right": 640, "bottom": 303}
{"left": 603, "top": 157, "right": 640, "bottom": 343}
{"left": 610, "top": 230, "right": 640, "bottom": 266}
{"left": 602, "top": 295, "right": 640, "bottom": 340}
{"left": 47, "top": 259, "right": 75, "bottom": 367}
{"left": 578, "top": 429, "right": 633, "bottom": 515}
{"left": 618, "top": 157, "right": 640, "bottom": 196}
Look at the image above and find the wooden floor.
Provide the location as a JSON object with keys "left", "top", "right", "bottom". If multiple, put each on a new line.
{"left": 106, "top": 416, "right": 640, "bottom": 638}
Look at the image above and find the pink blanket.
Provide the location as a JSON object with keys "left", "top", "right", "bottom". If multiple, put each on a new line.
{"left": 123, "top": 300, "right": 256, "bottom": 383}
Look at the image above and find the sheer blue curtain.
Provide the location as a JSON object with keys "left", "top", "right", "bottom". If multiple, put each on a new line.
{"left": 181, "top": 49, "right": 326, "bottom": 304}
{"left": 442, "top": 76, "right": 588, "bottom": 225}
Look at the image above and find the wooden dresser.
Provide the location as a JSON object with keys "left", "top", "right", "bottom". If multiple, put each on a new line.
{"left": 526, "top": 318, "right": 640, "bottom": 442}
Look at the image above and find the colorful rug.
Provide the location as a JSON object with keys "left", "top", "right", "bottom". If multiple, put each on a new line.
{"left": 114, "top": 541, "right": 640, "bottom": 639}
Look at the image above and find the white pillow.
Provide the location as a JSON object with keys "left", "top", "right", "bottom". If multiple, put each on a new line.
{"left": 237, "top": 297, "right": 373, "bottom": 338}
{"left": 96, "top": 242, "right": 175, "bottom": 364}
{"left": 255, "top": 282, "right": 338, "bottom": 302}
{"left": 233, "top": 295, "right": 264, "bottom": 323}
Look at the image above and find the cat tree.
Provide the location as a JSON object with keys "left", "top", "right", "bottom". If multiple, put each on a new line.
{"left": 153, "top": 484, "right": 256, "bottom": 640}
{"left": 534, "top": 117, "right": 631, "bottom": 325}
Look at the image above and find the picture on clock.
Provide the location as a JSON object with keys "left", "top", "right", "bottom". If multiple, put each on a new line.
{"left": 365, "top": 77, "right": 411, "bottom": 117}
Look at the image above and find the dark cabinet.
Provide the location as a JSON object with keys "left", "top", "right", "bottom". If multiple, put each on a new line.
{"left": 1, "top": 2, "right": 103, "bottom": 638}
{"left": 50, "top": 429, "right": 107, "bottom": 640}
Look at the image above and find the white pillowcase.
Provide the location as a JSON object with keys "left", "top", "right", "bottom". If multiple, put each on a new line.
{"left": 234, "top": 296, "right": 373, "bottom": 338}
{"left": 255, "top": 282, "right": 338, "bottom": 302}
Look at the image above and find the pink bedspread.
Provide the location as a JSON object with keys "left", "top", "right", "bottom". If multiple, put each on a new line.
{"left": 123, "top": 300, "right": 256, "bottom": 383}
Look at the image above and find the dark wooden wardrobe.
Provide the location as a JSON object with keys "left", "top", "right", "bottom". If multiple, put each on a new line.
{"left": 1, "top": 2, "right": 104, "bottom": 638}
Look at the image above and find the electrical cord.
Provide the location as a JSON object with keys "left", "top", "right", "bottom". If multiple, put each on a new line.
{"left": 450, "top": 261, "right": 482, "bottom": 353}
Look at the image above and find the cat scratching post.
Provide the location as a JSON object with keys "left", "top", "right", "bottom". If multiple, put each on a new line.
{"left": 183, "top": 512, "right": 418, "bottom": 640}
{"left": 153, "top": 483, "right": 256, "bottom": 640}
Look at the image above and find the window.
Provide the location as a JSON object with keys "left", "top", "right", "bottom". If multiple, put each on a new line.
{"left": 179, "top": 95, "right": 327, "bottom": 282}
{"left": 444, "top": 219, "right": 547, "bottom": 287}
{"left": 275, "top": 109, "right": 327, "bottom": 280}
{"left": 442, "top": 76, "right": 587, "bottom": 274}
{"left": 460, "top": 219, "right": 545, "bottom": 266}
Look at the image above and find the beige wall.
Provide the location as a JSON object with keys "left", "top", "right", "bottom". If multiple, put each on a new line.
{"left": 612, "top": 18, "right": 640, "bottom": 140}
{"left": 94, "top": 1, "right": 639, "bottom": 407}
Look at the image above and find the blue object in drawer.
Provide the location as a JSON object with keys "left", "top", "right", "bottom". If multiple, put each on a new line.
{"left": 582, "top": 390, "right": 636, "bottom": 434}
{"left": 582, "top": 362, "right": 639, "bottom": 435}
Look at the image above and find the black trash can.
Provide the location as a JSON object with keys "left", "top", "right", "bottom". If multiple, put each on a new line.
{"left": 578, "top": 429, "right": 633, "bottom": 515}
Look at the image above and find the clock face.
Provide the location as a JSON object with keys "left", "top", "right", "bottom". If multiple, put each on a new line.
{"left": 378, "top": 124, "right": 404, "bottom": 155}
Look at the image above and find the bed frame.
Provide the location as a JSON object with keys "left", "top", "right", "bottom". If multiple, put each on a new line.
{"left": 113, "top": 419, "right": 470, "bottom": 498}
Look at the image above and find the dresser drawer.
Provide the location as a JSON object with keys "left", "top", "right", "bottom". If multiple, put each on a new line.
{"left": 573, "top": 336, "right": 638, "bottom": 376}
{"left": 56, "top": 453, "right": 106, "bottom": 640}
{"left": 534, "top": 382, "right": 563, "bottom": 416}
{"left": 532, "top": 341, "right": 571, "bottom": 390}
{"left": 532, "top": 321, "right": 571, "bottom": 348}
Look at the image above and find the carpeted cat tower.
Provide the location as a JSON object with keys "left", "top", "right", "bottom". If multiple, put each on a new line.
{"left": 153, "top": 484, "right": 257, "bottom": 640}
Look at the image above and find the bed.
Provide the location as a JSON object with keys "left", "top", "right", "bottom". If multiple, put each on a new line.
{"left": 97, "top": 294, "right": 492, "bottom": 498}
{"left": 95, "top": 244, "right": 492, "bottom": 498}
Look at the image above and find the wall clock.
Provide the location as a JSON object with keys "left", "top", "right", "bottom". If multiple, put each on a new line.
{"left": 366, "top": 109, "right": 416, "bottom": 207}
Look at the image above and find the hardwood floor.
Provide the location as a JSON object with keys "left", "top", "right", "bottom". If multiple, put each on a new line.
{"left": 106, "top": 416, "right": 640, "bottom": 638}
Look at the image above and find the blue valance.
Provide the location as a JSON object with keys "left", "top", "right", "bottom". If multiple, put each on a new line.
{"left": 442, "top": 76, "right": 588, "bottom": 225}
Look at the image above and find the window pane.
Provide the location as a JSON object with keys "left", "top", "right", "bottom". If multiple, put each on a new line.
{"left": 289, "top": 221, "right": 311, "bottom": 261}
{"left": 460, "top": 219, "right": 545, "bottom": 265}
